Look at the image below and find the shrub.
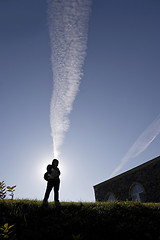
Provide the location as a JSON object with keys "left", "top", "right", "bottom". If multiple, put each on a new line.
{"left": 0, "top": 222, "right": 15, "bottom": 239}
{"left": 0, "top": 181, "right": 16, "bottom": 200}
{"left": 0, "top": 182, "right": 6, "bottom": 200}
{"left": 1, "top": 200, "right": 160, "bottom": 240}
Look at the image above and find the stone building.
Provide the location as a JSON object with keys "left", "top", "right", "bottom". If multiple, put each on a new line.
{"left": 93, "top": 156, "right": 160, "bottom": 202}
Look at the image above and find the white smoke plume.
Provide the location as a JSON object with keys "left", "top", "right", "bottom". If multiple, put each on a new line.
{"left": 47, "top": 0, "right": 91, "bottom": 157}
{"left": 110, "top": 114, "right": 160, "bottom": 177}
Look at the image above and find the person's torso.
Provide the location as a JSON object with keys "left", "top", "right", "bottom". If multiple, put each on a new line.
{"left": 49, "top": 167, "right": 60, "bottom": 179}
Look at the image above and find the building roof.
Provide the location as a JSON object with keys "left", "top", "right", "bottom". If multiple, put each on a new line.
{"left": 94, "top": 155, "right": 160, "bottom": 188}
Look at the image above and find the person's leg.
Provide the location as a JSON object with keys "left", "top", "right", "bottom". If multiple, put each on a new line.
{"left": 54, "top": 179, "right": 60, "bottom": 202}
{"left": 43, "top": 180, "right": 54, "bottom": 202}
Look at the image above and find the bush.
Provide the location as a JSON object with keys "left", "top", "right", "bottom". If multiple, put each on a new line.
{"left": 0, "top": 181, "right": 16, "bottom": 200}
{"left": 0, "top": 200, "right": 160, "bottom": 240}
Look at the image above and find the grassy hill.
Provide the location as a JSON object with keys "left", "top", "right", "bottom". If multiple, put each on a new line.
{"left": 0, "top": 200, "right": 160, "bottom": 240}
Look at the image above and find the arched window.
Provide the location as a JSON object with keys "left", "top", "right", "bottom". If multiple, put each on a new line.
{"left": 131, "top": 184, "right": 145, "bottom": 202}
{"left": 107, "top": 193, "right": 116, "bottom": 201}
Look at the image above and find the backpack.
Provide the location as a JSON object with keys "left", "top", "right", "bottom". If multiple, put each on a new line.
{"left": 44, "top": 164, "right": 52, "bottom": 181}
{"left": 44, "top": 172, "right": 49, "bottom": 181}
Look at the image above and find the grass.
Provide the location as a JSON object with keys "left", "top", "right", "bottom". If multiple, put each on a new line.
{"left": 0, "top": 200, "right": 160, "bottom": 240}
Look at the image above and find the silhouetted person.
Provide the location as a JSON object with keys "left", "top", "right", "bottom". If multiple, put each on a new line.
{"left": 43, "top": 159, "right": 60, "bottom": 203}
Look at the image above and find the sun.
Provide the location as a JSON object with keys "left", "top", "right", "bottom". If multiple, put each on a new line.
{"left": 35, "top": 158, "right": 50, "bottom": 181}
{"left": 35, "top": 155, "right": 68, "bottom": 182}
{"left": 39, "top": 161, "right": 48, "bottom": 175}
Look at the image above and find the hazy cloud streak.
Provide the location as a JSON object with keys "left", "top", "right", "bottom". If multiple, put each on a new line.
{"left": 110, "top": 114, "right": 160, "bottom": 177}
{"left": 47, "top": 0, "right": 91, "bottom": 157}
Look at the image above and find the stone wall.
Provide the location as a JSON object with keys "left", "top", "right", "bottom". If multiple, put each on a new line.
{"left": 94, "top": 156, "right": 160, "bottom": 202}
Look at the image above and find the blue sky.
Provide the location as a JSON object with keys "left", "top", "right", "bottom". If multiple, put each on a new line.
{"left": 0, "top": 0, "right": 160, "bottom": 202}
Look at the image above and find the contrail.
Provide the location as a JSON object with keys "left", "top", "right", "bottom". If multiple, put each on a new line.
{"left": 110, "top": 114, "right": 160, "bottom": 177}
{"left": 47, "top": 0, "right": 91, "bottom": 157}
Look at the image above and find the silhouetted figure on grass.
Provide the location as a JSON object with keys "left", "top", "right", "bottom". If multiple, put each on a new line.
{"left": 43, "top": 159, "right": 60, "bottom": 204}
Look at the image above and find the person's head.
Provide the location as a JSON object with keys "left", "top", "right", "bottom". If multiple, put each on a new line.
{"left": 52, "top": 159, "right": 59, "bottom": 167}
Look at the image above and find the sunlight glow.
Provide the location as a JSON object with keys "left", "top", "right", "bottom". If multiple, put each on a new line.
{"left": 39, "top": 161, "right": 48, "bottom": 176}
{"left": 36, "top": 157, "right": 68, "bottom": 181}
